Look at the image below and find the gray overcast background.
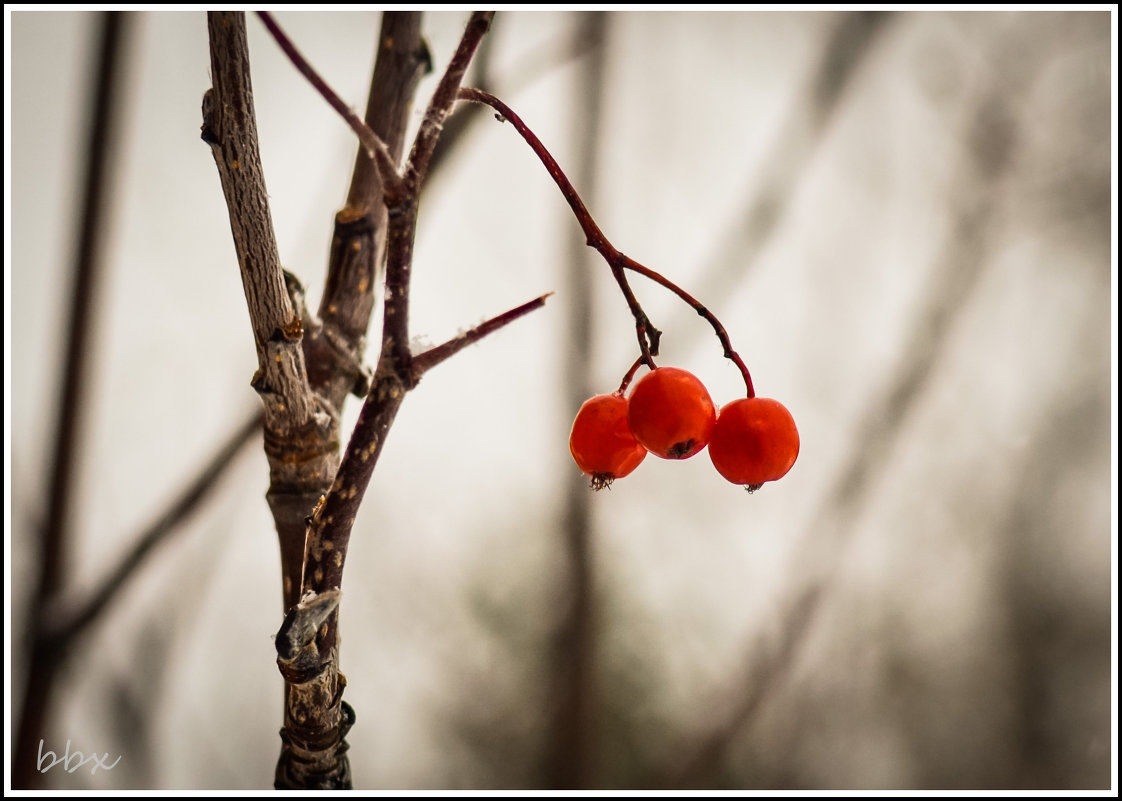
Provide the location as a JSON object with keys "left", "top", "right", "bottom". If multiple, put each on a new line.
{"left": 8, "top": 9, "right": 1115, "bottom": 790}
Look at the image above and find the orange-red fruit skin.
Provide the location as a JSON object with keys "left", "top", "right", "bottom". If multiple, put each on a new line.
{"left": 569, "top": 394, "right": 647, "bottom": 481}
{"left": 709, "top": 397, "right": 799, "bottom": 486}
{"left": 627, "top": 367, "right": 716, "bottom": 460}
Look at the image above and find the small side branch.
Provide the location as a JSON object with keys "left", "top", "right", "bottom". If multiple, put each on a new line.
{"left": 410, "top": 293, "right": 553, "bottom": 382}
{"left": 302, "top": 292, "right": 551, "bottom": 602}
{"left": 47, "top": 410, "right": 262, "bottom": 648}
{"left": 275, "top": 589, "right": 343, "bottom": 660}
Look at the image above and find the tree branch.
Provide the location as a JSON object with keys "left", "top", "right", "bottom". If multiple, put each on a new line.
{"left": 379, "top": 11, "right": 494, "bottom": 379}
{"left": 203, "top": 12, "right": 340, "bottom": 618}
{"left": 264, "top": 12, "right": 498, "bottom": 790}
{"left": 208, "top": 12, "right": 537, "bottom": 788}
{"left": 301, "top": 10, "right": 504, "bottom": 605}
{"left": 253, "top": 16, "right": 432, "bottom": 639}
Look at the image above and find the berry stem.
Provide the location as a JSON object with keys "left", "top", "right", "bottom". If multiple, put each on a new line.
{"left": 458, "top": 86, "right": 755, "bottom": 398}
{"left": 458, "top": 87, "right": 659, "bottom": 367}
{"left": 616, "top": 354, "right": 649, "bottom": 396}
{"left": 616, "top": 254, "right": 755, "bottom": 398}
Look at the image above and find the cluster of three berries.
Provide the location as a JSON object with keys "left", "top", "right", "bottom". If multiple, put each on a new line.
{"left": 569, "top": 367, "right": 799, "bottom": 490}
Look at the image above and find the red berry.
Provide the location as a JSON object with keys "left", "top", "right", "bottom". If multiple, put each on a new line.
{"left": 569, "top": 394, "right": 647, "bottom": 489}
{"left": 627, "top": 367, "right": 716, "bottom": 459}
{"left": 708, "top": 397, "right": 799, "bottom": 488}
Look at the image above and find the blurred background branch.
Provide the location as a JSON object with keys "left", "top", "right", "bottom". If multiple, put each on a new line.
{"left": 13, "top": 12, "right": 131, "bottom": 789}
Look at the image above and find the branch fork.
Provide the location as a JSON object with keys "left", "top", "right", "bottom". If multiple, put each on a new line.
{"left": 205, "top": 11, "right": 548, "bottom": 789}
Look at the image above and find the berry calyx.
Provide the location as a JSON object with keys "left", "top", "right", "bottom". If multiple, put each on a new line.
{"left": 627, "top": 367, "right": 716, "bottom": 459}
{"left": 569, "top": 394, "right": 648, "bottom": 490}
{"left": 708, "top": 397, "right": 799, "bottom": 489}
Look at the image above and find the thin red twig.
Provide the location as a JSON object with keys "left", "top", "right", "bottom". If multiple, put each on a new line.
{"left": 457, "top": 87, "right": 755, "bottom": 397}
{"left": 410, "top": 293, "right": 554, "bottom": 382}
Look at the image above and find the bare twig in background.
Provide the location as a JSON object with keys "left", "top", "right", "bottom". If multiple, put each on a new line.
{"left": 13, "top": 12, "right": 131, "bottom": 789}
{"left": 691, "top": 11, "right": 891, "bottom": 304}
{"left": 549, "top": 10, "right": 610, "bottom": 791}
{"left": 45, "top": 410, "right": 263, "bottom": 647}
{"left": 656, "top": 18, "right": 1041, "bottom": 788}
{"left": 994, "top": 389, "right": 1110, "bottom": 790}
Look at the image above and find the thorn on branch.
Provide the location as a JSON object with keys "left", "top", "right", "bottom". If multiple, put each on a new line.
{"left": 200, "top": 89, "right": 219, "bottom": 145}
{"left": 275, "top": 589, "right": 342, "bottom": 661}
{"left": 251, "top": 369, "right": 274, "bottom": 395}
{"left": 414, "top": 40, "right": 434, "bottom": 76}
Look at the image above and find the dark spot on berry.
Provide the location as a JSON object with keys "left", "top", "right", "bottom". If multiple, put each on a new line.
{"left": 668, "top": 439, "right": 696, "bottom": 459}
